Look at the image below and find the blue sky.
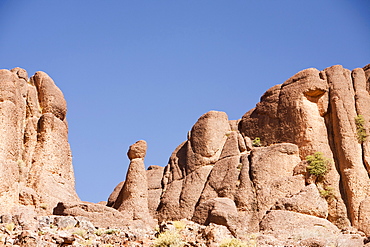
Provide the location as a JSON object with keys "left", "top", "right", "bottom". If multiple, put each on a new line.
{"left": 1, "top": 0, "right": 369, "bottom": 203}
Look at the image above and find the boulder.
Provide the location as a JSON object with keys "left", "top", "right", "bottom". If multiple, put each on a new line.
{"left": 249, "top": 143, "right": 305, "bottom": 218}
{"left": 190, "top": 111, "right": 230, "bottom": 158}
{"left": 272, "top": 184, "right": 328, "bottom": 218}
{"left": 192, "top": 197, "right": 239, "bottom": 237}
{"left": 238, "top": 66, "right": 354, "bottom": 228}
{"left": 127, "top": 140, "right": 147, "bottom": 160}
{"left": 198, "top": 156, "right": 240, "bottom": 204}
{"left": 260, "top": 210, "right": 340, "bottom": 245}
{"left": 53, "top": 201, "right": 132, "bottom": 229}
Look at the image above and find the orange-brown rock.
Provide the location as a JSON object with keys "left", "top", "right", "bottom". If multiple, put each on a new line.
{"left": 53, "top": 201, "right": 132, "bottom": 229}
{"left": 104, "top": 63, "right": 370, "bottom": 239}
{"left": 250, "top": 143, "right": 305, "bottom": 219}
{"left": 0, "top": 68, "right": 79, "bottom": 214}
{"left": 113, "top": 140, "right": 154, "bottom": 226}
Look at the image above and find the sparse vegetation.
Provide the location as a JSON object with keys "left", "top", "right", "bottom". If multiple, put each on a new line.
{"left": 306, "top": 152, "right": 330, "bottom": 178}
{"left": 73, "top": 228, "right": 87, "bottom": 238}
{"left": 153, "top": 230, "right": 185, "bottom": 247}
{"left": 252, "top": 137, "right": 261, "bottom": 147}
{"left": 104, "top": 228, "right": 120, "bottom": 235}
{"left": 173, "top": 221, "right": 186, "bottom": 231}
{"left": 355, "top": 115, "right": 367, "bottom": 143}
{"left": 319, "top": 186, "right": 336, "bottom": 201}
{"left": 5, "top": 223, "right": 15, "bottom": 232}
{"left": 237, "top": 163, "right": 243, "bottom": 171}
{"left": 94, "top": 228, "right": 104, "bottom": 236}
{"left": 219, "top": 238, "right": 248, "bottom": 247}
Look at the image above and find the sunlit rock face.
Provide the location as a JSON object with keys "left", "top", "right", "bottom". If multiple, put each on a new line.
{"left": 109, "top": 64, "right": 370, "bottom": 238}
{"left": 0, "top": 68, "right": 79, "bottom": 214}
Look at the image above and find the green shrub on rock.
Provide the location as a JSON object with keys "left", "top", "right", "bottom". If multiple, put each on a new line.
{"left": 355, "top": 115, "right": 367, "bottom": 143}
{"left": 306, "top": 152, "right": 330, "bottom": 177}
{"left": 252, "top": 137, "right": 261, "bottom": 147}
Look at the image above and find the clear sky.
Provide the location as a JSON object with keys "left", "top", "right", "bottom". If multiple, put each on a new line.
{"left": 1, "top": 0, "right": 369, "bottom": 203}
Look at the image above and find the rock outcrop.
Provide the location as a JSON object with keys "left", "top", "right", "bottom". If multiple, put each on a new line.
{"left": 106, "top": 64, "right": 370, "bottom": 242}
{"left": 3, "top": 64, "right": 370, "bottom": 246}
{"left": 0, "top": 68, "right": 79, "bottom": 214}
{"left": 112, "top": 140, "right": 155, "bottom": 226}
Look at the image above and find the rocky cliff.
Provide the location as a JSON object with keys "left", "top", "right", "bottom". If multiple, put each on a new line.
{"left": 105, "top": 64, "right": 370, "bottom": 244}
{"left": 0, "top": 68, "right": 79, "bottom": 215}
{"left": 2, "top": 64, "right": 370, "bottom": 246}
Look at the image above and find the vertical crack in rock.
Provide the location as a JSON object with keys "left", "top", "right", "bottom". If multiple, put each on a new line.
{"left": 0, "top": 68, "right": 79, "bottom": 215}
{"left": 324, "top": 65, "right": 370, "bottom": 228}
{"left": 351, "top": 68, "right": 370, "bottom": 176}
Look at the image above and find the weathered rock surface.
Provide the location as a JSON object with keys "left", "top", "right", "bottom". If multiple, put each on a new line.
{"left": 0, "top": 68, "right": 79, "bottom": 215}
{"left": 250, "top": 143, "right": 305, "bottom": 219}
{"left": 272, "top": 184, "right": 328, "bottom": 218}
{"left": 112, "top": 140, "right": 155, "bottom": 226}
{"left": 4, "top": 64, "right": 370, "bottom": 246}
{"left": 53, "top": 201, "right": 133, "bottom": 229}
{"left": 117, "top": 64, "right": 370, "bottom": 241}
{"left": 192, "top": 197, "right": 239, "bottom": 236}
{"left": 260, "top": 210, "right": 341, "bottom": 246}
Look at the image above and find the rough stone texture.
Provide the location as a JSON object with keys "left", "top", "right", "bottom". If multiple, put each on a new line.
{"left": 53, "top": 201, "right": 133, "bottom": 229}
{"left": 192, "top": 197, "right": 239, "bottom": 237}
{"left": 358, "top": 197, "right": 370, "bottom": 236}
{"left": 219, "top": 131, "right": 240, "bottom": 159}
{"left": 157, "top": 179, "right": 183, "bottom": 221}
{"left": 352, "top": 68, "right": 370, "bottom": 175}
{"left": 127, "top": 140, "right": 147, "bottom": 160}
{"left": 198, "top": 156, "right": 240, "bottom": 204}
{"left": 238, "top": 66, "right": 368, "bottom": 229}
{"left": 158, "top": 165, "right": 213, "bottom": 221}
{"left": 272, "top": 184, "right": 328, "bottom": 218}
{"left": 147, "top": 165, "right": 165, "bottom": 215}
{"left": 106, "top": 181, "right": 124, "bottom": 207}
{"left": 249, "top": 143, "right": 305, "bottom": 219}
{"left": 0, "top": 68, "right": 79, "bottom": 214}
{"left": 113, "top": 140, "right": 154, "bottom": 226}
{"left": 260, "top": 210, "right": 340, "bottom": 245}
{"left": 32, "top": 71, "right": 67, "bottom": 120}
{"left": 234, "top": 154, "right": 257, "bottom": 212}
{"left": 324, "top": 65, "right": 370, "bottom": 227}
{"left": 190, "top": 111, "right": 230, "bottom": 158}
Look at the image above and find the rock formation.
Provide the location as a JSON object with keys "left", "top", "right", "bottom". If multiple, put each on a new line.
{"left": 112, "top": 140, "right": 155, "bottom": 226}
{"left": 0, "top": 68, "right": 79, "bottom": 214}
{"left": 3, "top": 64, "right": 370, "bottom": 246}
{"left": 107, "top": 64, "right": 370, "bottom": 243}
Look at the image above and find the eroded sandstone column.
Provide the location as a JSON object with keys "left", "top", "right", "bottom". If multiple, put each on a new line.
{"left": 113, "top": 140, "right": 154, "bottom": 225}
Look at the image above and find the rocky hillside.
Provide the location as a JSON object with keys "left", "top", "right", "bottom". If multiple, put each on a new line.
{"left": 1, "top": 64, "right": 370, "bottom": 246}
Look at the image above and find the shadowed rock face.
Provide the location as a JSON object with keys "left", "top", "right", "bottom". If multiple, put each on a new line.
{"left": 0, "top": 68, "right": 79, "bottom": 214}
